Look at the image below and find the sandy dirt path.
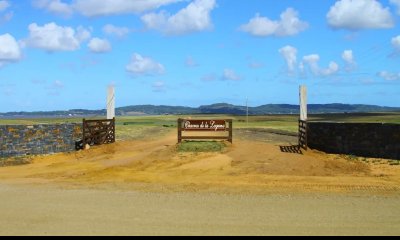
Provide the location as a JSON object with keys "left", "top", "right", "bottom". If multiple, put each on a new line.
{"left": 0, "top": 183, "right": 399, "bottom": 236}
{"left": 0, "top": 131, "right": 399, "bottom": 235}
{"left": 0, "top": 131, "right": 398, "bottom": 194}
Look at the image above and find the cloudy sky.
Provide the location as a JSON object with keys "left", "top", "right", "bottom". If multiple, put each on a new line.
{"left": 0, "top": 0, "right": 399, "bottom": 112}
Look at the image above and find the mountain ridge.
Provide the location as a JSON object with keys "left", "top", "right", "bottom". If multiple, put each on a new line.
{"left": 1, "top": 103, "right": 399, "bottom": 118}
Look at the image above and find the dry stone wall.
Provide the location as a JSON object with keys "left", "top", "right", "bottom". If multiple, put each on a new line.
{"left": 0, "top": 124, "right": 82, "bottom": 157}
{"left": 307, "top": 122, "right": 400, "bottom": 160}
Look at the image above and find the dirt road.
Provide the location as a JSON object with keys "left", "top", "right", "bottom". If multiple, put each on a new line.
{"left": 0, "top": 183, "right": 399, "bottom": 236}
{"left": 0, "top": 131, "right": 398, "bottom": 194}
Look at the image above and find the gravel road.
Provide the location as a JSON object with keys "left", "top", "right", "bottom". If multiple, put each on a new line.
{"left": 0, "top": 184, "right": 399, "bottom": 236}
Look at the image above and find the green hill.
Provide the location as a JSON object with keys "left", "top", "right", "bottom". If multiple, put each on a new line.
{"left": 1, "top": 103, "right": 399, "bottom": 118}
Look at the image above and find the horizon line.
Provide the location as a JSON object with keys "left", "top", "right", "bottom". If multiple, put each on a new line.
{"left": 1, "top": 102, "right": 400, "bottom": 114}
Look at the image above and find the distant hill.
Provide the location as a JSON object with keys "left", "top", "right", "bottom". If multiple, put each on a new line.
{"left": 117, "top": 105, "right": 197, "bottom": 115}
{"left": 0, "top": 103, "right": 399, "bottom": 118}
{"left": 0, "top": 109, "right": 106, "bottom": 118}
{"left": 196, "top": 103, "right": 400, "bottom": 115}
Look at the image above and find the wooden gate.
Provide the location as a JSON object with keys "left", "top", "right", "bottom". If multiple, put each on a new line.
{"left": 83, "top": 118, "right": 115, "bottom": 146}
{"left": 299, "top": 120, "right": 307, "bottom": 150}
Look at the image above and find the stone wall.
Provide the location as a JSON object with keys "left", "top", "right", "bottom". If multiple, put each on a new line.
{"left": 0, "top": 124, "right": 82, "bottom": 157}
{"left": 307, "top": 122, "right": 400, "bottom": 160}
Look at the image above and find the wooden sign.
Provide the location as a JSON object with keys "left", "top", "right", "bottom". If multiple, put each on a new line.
{"left": 182, "top": 120, "right": 226, "bottom": 132}
{"left": 178, "top": 119, "right": 233, "bottom": 143}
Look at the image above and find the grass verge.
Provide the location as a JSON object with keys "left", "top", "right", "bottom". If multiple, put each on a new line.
{"left": 178, "top": 141, "right": 226, "bottom": 153}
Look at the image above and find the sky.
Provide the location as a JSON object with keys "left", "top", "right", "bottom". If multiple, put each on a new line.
{"left": 0, "top": 0, "right": 400, "bottom": 112}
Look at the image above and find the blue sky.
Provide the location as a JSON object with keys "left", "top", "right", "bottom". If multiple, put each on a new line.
{"left": 0, "top": 0, "right": 399, "bottom": 112}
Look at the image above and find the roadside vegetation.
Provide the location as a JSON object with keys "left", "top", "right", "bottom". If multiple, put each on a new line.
{"left": 177, "top": 141, "right": 227, "bottom": 153}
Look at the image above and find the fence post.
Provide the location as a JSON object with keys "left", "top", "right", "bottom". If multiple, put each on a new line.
{"left": 107, "top": 86, "right": 115, "bottom": 120}
{"left": 82, "top": 118, "right": 86, "bottom": 147}
{"left": 228, "top": 119, "right": 233, "bottom": 143}
{"left": 111, "top": 117, "right": 116, "bottom": 143}
{"left": 178, "top": 119, "right": 182, "bottom": 143}
{"left": 300, "top": 85, "right": 307, "bottom": 121}
{"left": 299, "top": 85, "right": 308, "bottom": 150}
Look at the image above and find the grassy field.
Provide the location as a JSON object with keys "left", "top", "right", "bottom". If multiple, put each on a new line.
{"left": 0, "top": 113, "right": 399, "bottom": 141}
{"left": 308, "top": 112, "right": 400, "bottom": 124}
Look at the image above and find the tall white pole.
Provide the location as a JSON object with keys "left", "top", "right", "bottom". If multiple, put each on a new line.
{"left": 107, "top": 86, "right": 115, "bottom": 119}
{"left": 300, "top": 85, "right": 307, "bottom": 121}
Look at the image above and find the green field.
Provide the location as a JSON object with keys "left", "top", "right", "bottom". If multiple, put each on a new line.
{"left": 308, "top": 112, "right": 400, "bottom": 124}
{"left": 1, "top": 113, "right": 399, "bottom": 141}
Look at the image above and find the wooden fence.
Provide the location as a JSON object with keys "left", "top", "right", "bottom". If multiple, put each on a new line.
{"left": 178, "top": 119, "right": 233, "bottom": 143}
{"left": 83, "top": 118, "right": 115, "bottom": 146}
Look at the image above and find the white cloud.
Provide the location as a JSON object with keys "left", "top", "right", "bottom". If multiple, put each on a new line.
{"left": 103, "top": 24, "right": 130, "bottom": 38}
{"left": 74, "top": 0, "right": 182, "bottom": 17}
{"left": 126, "top": 53, "right": 165, "bottom": 76}
{"left": 327, "top": 0, "right": 394, "bottom": 30}
{"left": 239, "top": 8, "right": 308, "bottom": 37}
{"left": 342, "top": 50, "right": 355, "bottom": 64}
{"left": 378, "top": 71, "right": 400, "bottom": 81}
{"left": 0, "top": 33, "right": 22, "bottom": 67}
{"left": 23, "top": 22, "right": 91, "bottom": 52}
{"left": 88, "top": 38, "right": 112, "bottom": 53}
{"left": 240, "top": 13, "right": 279, "bottom": 37}
{"left": 321, "top": 62, "right": 340, "bottom": 76}
{"left": 342, "top": 50, "right": 356, "bottom": 71}
{"left": 222, "top": 69, "right": 241, "bottom": 81}
{"left": 392, "top": 35, "right": 400, "bottom": 51}
{"left": 141, "top": 0, "right": 216, "bottom": 35}
{"left": 76, "top": 26, "right": 91, "bottom": 42}
{"left": 279, "top": 45, "right": 297, "bottom": 73}
{"left": 0, "top": 0, "right": 10, "bottom": 12}
{"left": 33, "top": 0, "right": 74, "bottom": 17}
{"left": 152, "top": 81, "right": 166, "bottom": 92}
{"left": 303, "top": 54, "right": 339, "bottom": 77}
{"left": 390, "top": 0, "right": 400, "bottom": 15}
{"left": 33, "top": 0, "right": 182, "bottom": 17}
{"left": 303, "top": 54, "right": 320, "bottom": 75}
